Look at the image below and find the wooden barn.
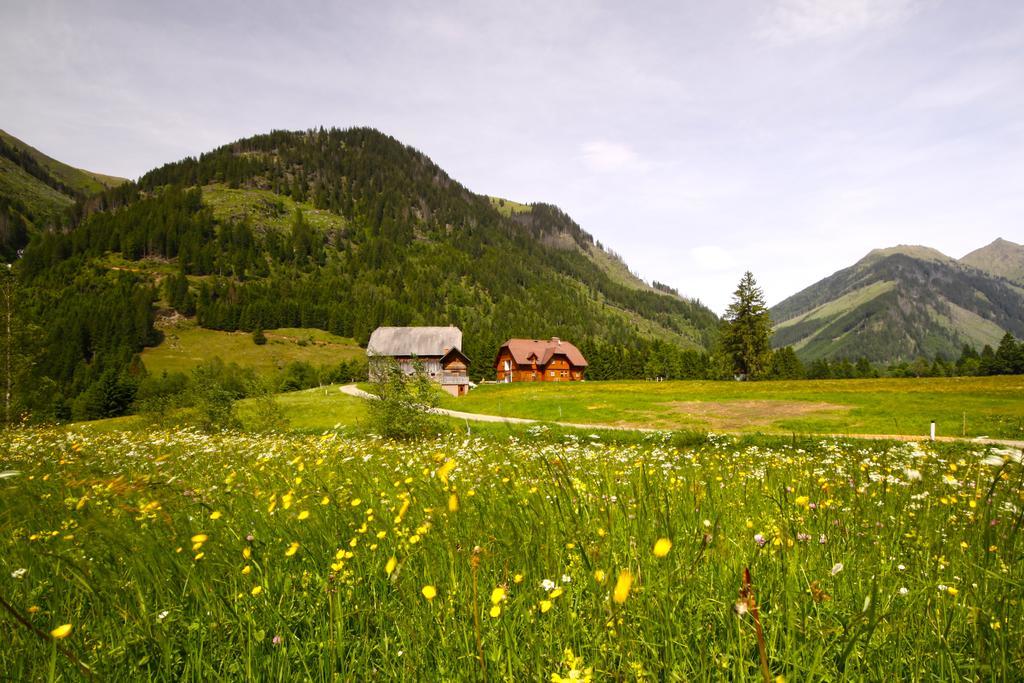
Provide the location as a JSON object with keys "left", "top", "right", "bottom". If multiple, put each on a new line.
{"left": 367, "top": 326, "right": 471, "bottom": 396}
{"left": 494, "top": 337, "right": 588, "bottom": 382}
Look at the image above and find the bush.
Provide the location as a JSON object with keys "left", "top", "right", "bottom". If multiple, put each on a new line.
{"left": 366, "top": 359, "right": 443, "bottom": 439}
{"left": 241, "top": 376, "right": 289, "bottom": 433}
{"left": 188, "top": 358, "right": 246, "bottom": 431}
{"left": 252, "top": 328, "right": 267, "bottom": 345}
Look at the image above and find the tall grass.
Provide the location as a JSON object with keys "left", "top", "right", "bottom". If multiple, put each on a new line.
{"left": 0, "top": 428, "right": 1020, "bottom": 679}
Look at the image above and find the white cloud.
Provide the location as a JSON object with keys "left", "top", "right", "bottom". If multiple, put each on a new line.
{"left": 580, "top": 140, "right": 644, "bottom": 172}
{"left": 759, "top": 0, "right": 921, "bottom": 44}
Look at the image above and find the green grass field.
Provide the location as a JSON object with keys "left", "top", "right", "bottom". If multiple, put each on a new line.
{"left": 239, "top": 386, "right": 368, "bottom": 431}
{"left": 2, "top": 427, "right": 1020, "bottom": 679}
{"left": 440, "top": 376, "right": 1024, "bottom": 440}
{"left": 141, "top": 322, "right": 364, "bottom": 377}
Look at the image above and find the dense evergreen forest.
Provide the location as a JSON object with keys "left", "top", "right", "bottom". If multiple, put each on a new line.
{"left": 8, "top": 127, "right": 723, "bottom": 420}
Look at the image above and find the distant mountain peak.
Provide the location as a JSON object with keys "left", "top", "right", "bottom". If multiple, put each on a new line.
{"left": 960, "top": 237, "right": 1024, "bottom": 286}
{"left": 860, "top": 244, "right": 954, "bottom": 266}
{"left": 771, "top": 239, "right": 1024, "bottom": 363}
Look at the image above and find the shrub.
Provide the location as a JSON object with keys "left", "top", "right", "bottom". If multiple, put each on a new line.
{"left": 366, "top": 358, "right": 443, "bottom": 439}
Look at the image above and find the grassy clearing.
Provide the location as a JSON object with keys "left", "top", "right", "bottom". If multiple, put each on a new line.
{"left": 202, "top": 184, "right": 347, "bottom": 233}
{"left": 441, "top": 376, "right": 1024, "bottom": 440}
{"left": 487, "top": 196, "right": 532, "bottom": 217}
{"left": 1, "top": 427, "right": 1020, "bottom": 679}
{"left": 141, "top": 321, "right": 364, "bottom": 377}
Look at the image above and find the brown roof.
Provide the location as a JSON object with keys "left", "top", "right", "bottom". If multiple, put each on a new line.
{"left": 498, "top": 337, "right": 588, "bottom": 367}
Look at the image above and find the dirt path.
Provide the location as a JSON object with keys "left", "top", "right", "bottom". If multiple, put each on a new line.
{"left": 338, "top": 385, "right": 1024, "bottom": 449}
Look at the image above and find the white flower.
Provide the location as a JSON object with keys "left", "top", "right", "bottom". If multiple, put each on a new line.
{"left": 540, "top": 579, "right": 556, "bottom": 591}
{"left": 561, "top": 574, "right": 571, "bottom": 584}
{"left": 830, "top": 563, "right": 844, "bottom": 576}
{"left": 904, "top": 469, "right": 922, "bottom": 481}
{"left": 898, "top": 587, "right": 908, "bottom": 595}
{"left": 157, "top": 610, "right": 169, "bottom": 621}
{"left": 937, "top": 584, "right": 947, "bottom": 592}
{"left": 10, "top": 568, "right": 26, "bottom": 579}
{"left": 981, "top": 455, "right": 1005, "bottom": 468}
{"left": 897, "top": 564, "right": 906, "bottom": 571}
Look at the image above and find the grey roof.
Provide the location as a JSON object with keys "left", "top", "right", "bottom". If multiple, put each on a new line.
{"left": 367, "top": 326, "right": 463, "bottom": 358}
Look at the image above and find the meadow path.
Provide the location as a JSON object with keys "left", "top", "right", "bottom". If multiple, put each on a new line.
{"left": 338, "top": 385, "right": 1024, "bottom": 449}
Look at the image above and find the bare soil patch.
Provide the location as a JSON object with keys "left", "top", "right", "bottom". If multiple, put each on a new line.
{"left": 660, "top": 400, "right": 851, "bottom": 431}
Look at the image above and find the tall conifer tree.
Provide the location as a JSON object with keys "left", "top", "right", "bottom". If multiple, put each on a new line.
{"left": 721, "top": 271, "right": 772, "bottom": 380}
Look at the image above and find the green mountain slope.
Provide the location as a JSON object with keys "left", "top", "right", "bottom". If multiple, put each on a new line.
{"left": 0, "top": 129, "right": 126, "bottom": 196}
{"left": 960, "top": 238, "right": 1024, "bottom": 286}
{"left": 15, "top": 127, "right": 720, "bottom": 416}
{"left": 0, "top": 128, "right": 126, "bottom": 259}
{"left": 771, "top": 245, "right": 1024, "bottom": 362}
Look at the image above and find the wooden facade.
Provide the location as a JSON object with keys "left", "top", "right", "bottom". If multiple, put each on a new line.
{"left": 495, "top": 337, "right": 587, "bottom": 383}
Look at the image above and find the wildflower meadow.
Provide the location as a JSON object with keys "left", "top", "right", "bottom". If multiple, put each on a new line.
{"left": 1, "top": 427, "right": 1021, "bottom": 680}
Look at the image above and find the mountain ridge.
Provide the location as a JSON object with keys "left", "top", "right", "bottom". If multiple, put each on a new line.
{"left": 771, "top": 240, "right": 1024, "bottom": 362}
{"left": 13, "top": 126, "right": 721, "bottom": 416}
{"left": 960, "top": 237, "right": 1024, "bottom": 286}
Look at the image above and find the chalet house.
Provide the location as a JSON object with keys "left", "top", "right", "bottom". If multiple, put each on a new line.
{"left": 495, "top": 337, "right": 588, "bottom": 382}
{"left": 366, "top": 326, "right": 470, "bottom": 396}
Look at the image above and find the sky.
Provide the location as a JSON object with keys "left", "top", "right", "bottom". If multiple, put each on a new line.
{"left": 2, "top": 0, "right": 1022, "bottom": 313}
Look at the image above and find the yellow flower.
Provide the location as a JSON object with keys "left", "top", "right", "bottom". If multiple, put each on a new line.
{"left": 594, "top": 569, "right": 606, "bottom": 583}
{"left": 448, "top": 493, "right": 459, "bottom": 513}
{"left": 513, "top": 573, "right": 524, "bottom": 584}
{"left": 242, "top": 565, "right": 251, "bottom": 575}
{"left": 350, "top": 498, "right": 362, "bottom": 507}
{"left": 285, "top": 542, "right": 299, "bottom": 557}
{"left": 653, "top": 538, "right": 672, "bottom": 557}
{"left": 489, "top": 605, "right": 501, "bottom": 617}
{"left": 385, "top": 556, "right": 397, "bottom": 575}
{"left": 490, "top": 587, "right": 506, "bottom": 604}
{"left": 190, "top": 534, "right": 208, "bottom": 544}
{"left": 947, "top": 586, "right": 959, "bottom": 597}
{"left": 242, "top": 547, "right": 251, "bottom": 560}
{"left": 194, "top": 552, "right": 204, "bottom": 561}
{"left": 297, "top": 510, "right": 310, "bottom": 520}
{"left": 795, "top": 495, "right": 809, "bottom": 508}
{"left": 251, "top": 585, "right": 262, "bottom": 596}
{"left": 437, "top": 459, "right": 456, "bottom": 486}
{"left": 209, "top": 511, "right": 222, "bottom": 520}
{"left": 50, "top": 624, "right": 72, "bottom": 639}
{"left": 613, "top": 570, "right": 633, "bottom": 604}
{"left": 549, "top": 587, "right": 563, "bottom": 599}
{"left": 320, "top": 496, "right": 330, "bottom": 505}
{"left": 421, "top": 585, "right": 437, "bottom": 601}
{"left": 540, "top": 600, "right": 552, "bottom": 613}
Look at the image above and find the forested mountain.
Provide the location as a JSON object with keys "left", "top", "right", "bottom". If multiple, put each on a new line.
{"left": 770, "top": 244, "right": 1024, "bottom": 362}
{"left": 9, "top": 127, "right": 721, "bottom": 419}
{"left": 0, "top": 129, "right": 126, "bottom": 259}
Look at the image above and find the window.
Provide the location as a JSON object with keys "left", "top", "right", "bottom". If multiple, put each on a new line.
{"left": 549, "top": 371, "right": 555, "bottom": 377}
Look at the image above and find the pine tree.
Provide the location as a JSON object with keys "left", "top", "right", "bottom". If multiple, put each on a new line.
{"left": 721, "top": 271, "right": 773, "bottom": 380}
{"left": 768, "top": 346, "right": 804, "bottom": 379}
